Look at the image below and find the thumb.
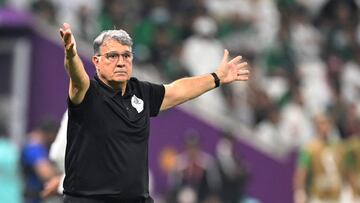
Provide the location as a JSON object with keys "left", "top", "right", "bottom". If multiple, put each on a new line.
{"left": 63, "top": 22, "right": 70, "bottom": 30}
{"left": 221, "top": 49, "right": 229, "bottom": 64}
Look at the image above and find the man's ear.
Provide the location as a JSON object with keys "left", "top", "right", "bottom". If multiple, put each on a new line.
{"left": 92, "top": 56, "right": 99, "bottom": 65}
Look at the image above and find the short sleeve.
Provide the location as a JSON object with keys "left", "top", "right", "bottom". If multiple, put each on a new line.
{"left": 67, "top": 80, "right": 96, "bottom": 110}
{"left": 146, "top": 82, "right": 165, "bottom": 117}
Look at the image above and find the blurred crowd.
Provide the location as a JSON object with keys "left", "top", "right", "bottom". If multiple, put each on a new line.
{"left": 162, "top": 130, "right": 253, "bottom": 203}
{"left": 5, "top": 0, "right": 359, "bottom": 153}
{"left": 1, "top": 0, "right": 360, "bottom": 202}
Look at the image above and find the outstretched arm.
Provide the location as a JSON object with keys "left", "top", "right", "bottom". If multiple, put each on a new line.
{"left": 59, "top": 23, "right": 90, "bottom": 105}
{"left": 160, "top": 49, "right": 249, "bottom": 111}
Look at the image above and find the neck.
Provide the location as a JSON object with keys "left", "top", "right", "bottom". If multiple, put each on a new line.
{"left": 109, "top": 81, "right": 127, "bottom": 96}
{"left": 98, "top": 75, "right": 127, "bottom": 95}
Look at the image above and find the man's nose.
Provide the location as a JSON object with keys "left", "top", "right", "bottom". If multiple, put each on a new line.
{"left": 116, "top": 56, "right": 125, "bottom": 65}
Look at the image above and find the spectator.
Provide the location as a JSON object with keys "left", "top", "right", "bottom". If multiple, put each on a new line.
{"left": 30, "top": 0, "right": 57, "bottom": 24}
{"left": 340, "top": 47, "right": 360, "bottom": 107}
{"left": 254, "top": 104, "right": 284, "bottom": 154}
{"left": 293, "top": 113, "right": 344, "bottom": 203}
{"left": 169, "top": 130, "right": 221, "bottom": 203}
{"left": 0, "top": 122, "right": 22, "bottom": 203}
{"left": 41, "top": 111, "right": 68, "bottom": 198}
{"left": 53, "top": 0, "right": 101, "bottom": 40}
{"left": 215, "top": 131, "right": 248, "bottom": 203}
{"left": 181, "top": 15, "right": 228, "bottom": 115}
{"left": 279, "top": 85, "right": 313, "bottom": 150}
{"left": 21, "top": 119, "right": 59, "bottom": 203}
{"left": 289, "top": 4, "right": 322, "bottom": 64}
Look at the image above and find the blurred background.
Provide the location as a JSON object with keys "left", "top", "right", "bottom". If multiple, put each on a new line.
{"left": 1, "top": 0, "right": 360, "bottom": 202}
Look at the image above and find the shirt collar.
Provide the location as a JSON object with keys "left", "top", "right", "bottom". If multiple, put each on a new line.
{"left": 94, "top": 75, "right": 133, "bottom": 98}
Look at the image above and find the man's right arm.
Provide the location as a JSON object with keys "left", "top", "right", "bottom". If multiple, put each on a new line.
{"left": 60, "top": 23, "right": 90, "bottom": 105}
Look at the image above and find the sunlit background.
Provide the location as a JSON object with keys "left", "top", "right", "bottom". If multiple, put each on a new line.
{"left": 1, "top": 0, "right": 360, "bottom": 203}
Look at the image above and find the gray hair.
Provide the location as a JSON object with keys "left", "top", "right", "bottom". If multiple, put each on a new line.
{"left": 93, "top": 29, "right": 133, "bottom": 55}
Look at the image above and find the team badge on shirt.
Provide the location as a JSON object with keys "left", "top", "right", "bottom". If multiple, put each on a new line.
{"left": 131, "top": 95, "right": 144, "bottom": 113}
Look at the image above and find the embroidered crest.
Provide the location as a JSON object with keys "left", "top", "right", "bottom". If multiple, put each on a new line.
{"left": 131, "top": 95, "right": 144, "bottom": 113}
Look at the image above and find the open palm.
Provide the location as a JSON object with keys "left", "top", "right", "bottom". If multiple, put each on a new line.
{"left": 216, "top": 50, "right": 249, "bottom": 84}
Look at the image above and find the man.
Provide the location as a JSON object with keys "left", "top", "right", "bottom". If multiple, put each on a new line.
{"left": 169, "top": 131, "right": 220, "bottom": 203}
{"left": 21, "top": 120, "right": 59, "bottom": 203}
{"left": 59, "top": 22, "right": 249, "bottom": 203}
{"left": 41, "top": 111, "right": 68, "bottom": 198}
{"left": 293, "top": 113, "right": 344, "bottom": 203}
{"left": 215, "top": 131, "right": 248, "bottom": 203}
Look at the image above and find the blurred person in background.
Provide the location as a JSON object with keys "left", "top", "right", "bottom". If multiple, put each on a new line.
{"left": 181, "top": 15, "right": 229, "bottom": 114}
{"left": 293, "top": 113, "right": 344, "bottom": 203}
{"left": 21, "top": 119, "right": 59, "bottom": 203}
{"left": 59, "top": 21, "right": 249, "bottom": 203}
{"left": 316, "top": 0, "right": 358, "bottom": 62}
{"left": 169, "top": 130, "right": 221, "bottom": 203}
{"left": 53, "top": 0, "right": 101, "bottom": 41}
{"left": 41, "top": 110, "right": 68, "bottom": 198}
{"left": 288, "top": 4, "right": 322, "bottom": 64}
{"left": 30, "top": 0, "right": 57, "bottom": 24}
{"left": 340, "top": 47, "right": 360, "bottom": 111}
{"left": 214, "top": 131, "right": 250, "bottom": 203}
{"left": 181, "top": 15, "right": 223, "bottom": 77}
{"left": 279, "top": 84, "right": 313, "bottom": 151}
{"left": 205, "top": 0, "right": 280, "bottom": 56}
{"left": 0, "top": 122, "right": 23, "bottom": 203}
{"left": 344, "top": 131, "right": 360, "bottom": 202}
{"left": 254, "top": 103, "right": 284, "bottom": 155}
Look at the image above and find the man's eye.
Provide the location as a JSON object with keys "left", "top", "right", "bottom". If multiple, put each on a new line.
{"left": 123, "top": 53, "right": 130, "bottom": 58}
{"left": 107, "top": 53, "right": 119, "bottom": 59}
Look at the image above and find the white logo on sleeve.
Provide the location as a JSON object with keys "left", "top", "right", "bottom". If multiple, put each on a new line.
{"left": 131, "top": 95, "right": 144, "bottom": 113}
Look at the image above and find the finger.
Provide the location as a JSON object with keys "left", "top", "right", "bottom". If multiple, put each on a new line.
{"left": 61, "top": 22, "right": 71, "bottom": 39}
{"left": 63, "top": 22, "right": 70, "bottom": 30}
{"left": 63, "top": 32, "right": 72, "bottom": 44}
{"left": 236, "top": 74, "right": 250, "bottom": 81}
{"left": 237, "top": 62, "right": 248, "bottom": 69}
{"left": 229, "top": 56, "right": 242, "bottom": 65}
{"left": 59, "top": 28, "right": 64, "bottom": 38}
{"left": 221, "top": 49, "right": 229, "bottom": 64}
{"left": 68, "top": 43, "right": 74, "bottom": 51}
{"left": 60, "top": 22, "right": 69, "bottom": 34}
{"left": 237, "top": 69, "right": 250, "bottom": 76}
{"left": 237, "top": 75, "right": 249, "bottom": 81}
{"left": 65, "top": 42, "right": 74, "bottom": 51}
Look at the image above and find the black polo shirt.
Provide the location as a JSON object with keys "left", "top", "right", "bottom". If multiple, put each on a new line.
{"left": 63, "top": 76, "right": 165, "bottom": 199}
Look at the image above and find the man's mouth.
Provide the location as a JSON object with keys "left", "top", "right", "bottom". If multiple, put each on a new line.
{"left": 114, "top": 70, "right": 126, "bottom": 74}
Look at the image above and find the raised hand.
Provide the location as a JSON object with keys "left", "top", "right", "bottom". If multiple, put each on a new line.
{"left": 215, "top": 49, "right": 249, "bottom": 85}
{"left": 59, "top": 23, "right": 77, "bottom": 59}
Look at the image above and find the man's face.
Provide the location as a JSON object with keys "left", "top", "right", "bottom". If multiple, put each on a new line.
{"left": 93, "top": 39, "right": 133, "bottom": 87}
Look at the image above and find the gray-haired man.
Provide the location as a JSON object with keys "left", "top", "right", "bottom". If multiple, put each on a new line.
{"left": 59, "top": 22, "right": 249, "bottom": 203}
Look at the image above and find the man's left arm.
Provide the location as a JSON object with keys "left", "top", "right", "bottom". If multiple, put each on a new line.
{"left": 160, "top": 49, "right": 249, "bottom": 111}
